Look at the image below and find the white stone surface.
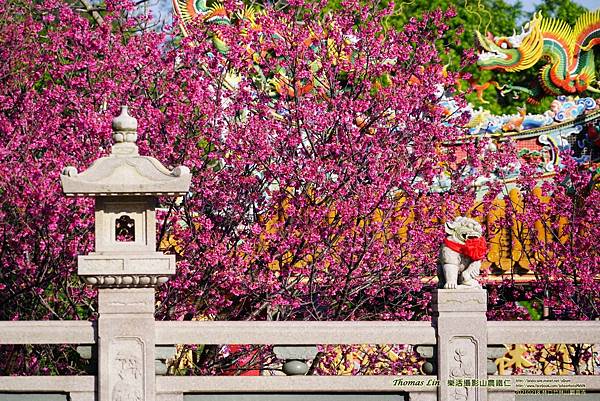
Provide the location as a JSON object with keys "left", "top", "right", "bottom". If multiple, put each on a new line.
{"left": 60, "top": 107, "right": 191, "bottom": 289}
{"left": 409, "top": 393, "right": 438, "bottom": 401}
{"left": 78, "top": 252, "right": 175, "bottom": 287}
{"left": 112, "top": 106, "right": 138, "bottom": 143}
{"left": 487, "top": 321, "right": 600, "bottom": 343}
{"left": 93, "top": 198, "right": 157, "bottom": 253}
{"left": 0, "top": 321, "right": 95, "bottom": 344}
{"left": 154, "top": 321, "right": 437, "bottom": 345}
{"left": 434, "top": 289, "right": 488, "bottom": 401}
{"left": 0, "top": 376, "right": 95, "bottom": 391}
{"left": 79, "top": 253, "right": 174, "bottom": 273}
{"left": 60, "top": 107, "right": 192, "bottom": 401}
{"left": 3, "top": 316, "right": 600, "bottom": 399}
{"left": 273, "top": 345, "right": 319, "bottom": 360}
{"left": 69, "top": 392, "right": 96, "bottom": 401}
{"left": 489, "top": 394, "right": 515, "bottom": 401}
{"left": 60, "top": 154, "right": 191, "bottom": 195}
{"left": 156, "top": 376, "right": 438, "bottom": 393}
{"left": 157, "top": 394, "right": 184, "bottom": 401}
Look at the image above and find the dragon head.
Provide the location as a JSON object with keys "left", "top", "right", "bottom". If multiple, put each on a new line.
{"left": 475, "top": 13, "right": 543, "bottom": 72}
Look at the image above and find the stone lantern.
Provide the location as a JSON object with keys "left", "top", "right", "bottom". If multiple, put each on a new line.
{"left": 61, "top": 106, "right": 191, "bottom": 401}
{"left": 61, "top": 106, "right": 191, "bottom": 286}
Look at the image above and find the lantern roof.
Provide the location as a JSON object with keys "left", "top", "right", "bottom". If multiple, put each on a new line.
{"left": 61, "top": 106, "right": 191, "bottom": 197}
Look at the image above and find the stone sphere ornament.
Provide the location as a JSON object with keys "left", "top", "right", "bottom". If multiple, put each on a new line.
{"left": 438, "top": 216, "right": 487, "bottom": 289}
{"left": 282, "top": 360, "right": 310, "bottom": 376}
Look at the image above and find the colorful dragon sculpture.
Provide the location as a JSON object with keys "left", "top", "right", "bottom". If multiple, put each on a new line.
{"left": 172, "top": 0, "right": 360, "bottom": 100}
{"left": 172, "top": 0, "right": 237, "bottom": 53}
{"left": 476, "top": 10, "right": 600, "bottom": 102}
{"left": 173, "top": 0, "right": 229, "bottom": 26}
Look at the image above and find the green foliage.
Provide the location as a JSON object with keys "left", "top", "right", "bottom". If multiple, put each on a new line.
{"left": 518, "top": 300, "right": 542, "bottom": 320}
{"left": 385, "top": 0, "right": 521, "bottom": 67}
{"left": 325, "top": 0, "right": 597, "bottom": 116}
{"left": 528, "top": 0, "right": 588, "bottom": 21}
{"left": 326, "top": 0, "right": 524, "bottom": 113}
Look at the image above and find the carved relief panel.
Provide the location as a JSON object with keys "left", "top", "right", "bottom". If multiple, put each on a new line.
{"left": 109, "top": 337, "right": 146, "bottom": 401}
{"left": 448, "top": 337, "right": 478, "bottom": 401}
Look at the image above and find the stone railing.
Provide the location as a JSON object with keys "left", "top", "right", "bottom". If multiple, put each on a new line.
{"left": 2, "top": 291, "right": 600, "bottom": 401}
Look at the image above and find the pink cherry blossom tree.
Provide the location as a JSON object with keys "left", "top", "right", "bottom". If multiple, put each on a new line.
{"left": 1, "top": 0, "right": 597, "bottom": 376}
{"left": 485, "top": 155, "right": 600, "bottom": 322}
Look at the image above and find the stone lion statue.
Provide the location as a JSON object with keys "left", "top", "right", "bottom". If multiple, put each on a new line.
{"left": 438, "top": 216, "right": 487, "bottom": 289}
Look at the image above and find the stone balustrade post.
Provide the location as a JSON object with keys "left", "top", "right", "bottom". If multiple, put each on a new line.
{"left": 97, "top": 288, "right": 156, "bottom": 400}
{"left": 433, "top": 289, "right": 488, "bottom": 401}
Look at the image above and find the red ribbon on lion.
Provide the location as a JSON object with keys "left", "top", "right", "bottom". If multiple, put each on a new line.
{"left": 444, "top": 237, "right": 487, "bottom": 261}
